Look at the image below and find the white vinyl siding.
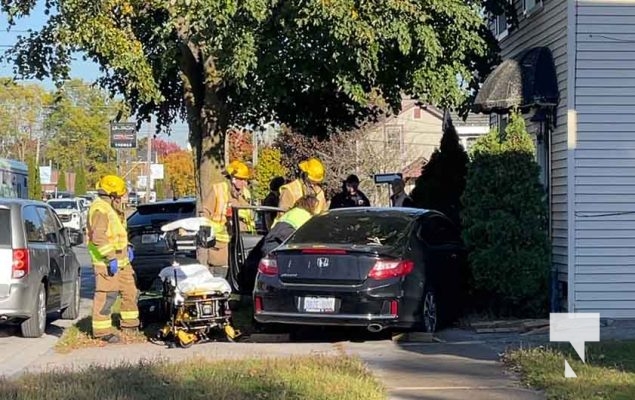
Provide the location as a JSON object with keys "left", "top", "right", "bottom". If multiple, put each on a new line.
{"left": 574, "top": 0, "right": 635, "bottom": 317}
{"left": 491, "top": 0, "right": 569, "bottom": 285}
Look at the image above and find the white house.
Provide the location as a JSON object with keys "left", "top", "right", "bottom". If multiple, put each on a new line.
{"left": 474, "top": 0, "right": 635, "bottom": 318}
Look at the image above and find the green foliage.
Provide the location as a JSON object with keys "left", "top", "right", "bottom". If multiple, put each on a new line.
{"left": 253, "top": 147, "right": 287, "bottom": 202}
{"left": 410, "top": 120, "right": 469, "bottom": 227}
{"left": 461, "top": 111, "right": 550, "bottom": 317}
{"left": 154, "top": 179, "right": 166, "bottom": 201}
{"left": 57, "top": 170, "right": 67, "bottom": 192}
{"left": 27, "top": 156, "right": 42, "bottom": 200}
{"left": 74, "top": 166, "right": 87, "bottom": 196}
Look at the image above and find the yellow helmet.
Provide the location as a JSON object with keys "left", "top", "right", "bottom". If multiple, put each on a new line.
{"left": 226, "top": 160, "right": 251, "bottom": 180}
{"left": 97, "top": 175, "right": 127, "bottom": 197}
{"left": 299, "top": 157, "right": 325, "bottom": 183}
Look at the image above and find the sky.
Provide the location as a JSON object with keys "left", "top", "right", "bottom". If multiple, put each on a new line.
{"left": 0, "top": 4, "right": 190, "bottom": 148}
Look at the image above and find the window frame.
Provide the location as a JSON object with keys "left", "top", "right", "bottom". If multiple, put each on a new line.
{"left": 523, "top": 0, "right": 542, "bottom": 16}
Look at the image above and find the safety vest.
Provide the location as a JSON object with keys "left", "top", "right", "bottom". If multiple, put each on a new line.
{"left": 272, "top": 207, "right": 313, "bottom": 230}
{"left": 87, "top": 197, "right": 129, "bottom": 265}
{"left": 209, "top": 181, "right": 231, "bottom": 243}
{"left": 278, "top": 179, "right": 327, "bottom": 215}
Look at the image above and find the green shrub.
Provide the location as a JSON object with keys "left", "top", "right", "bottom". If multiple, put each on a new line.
{"left": 253, "top": 147, "right": 288, "bottom": 202}
{"left": 57, "top": 169, "right": 67, "bottom": 192}
{"left": 461, "top": 110, "right": 551, "bottom": 316}
{"left": 74, "top": 166, "right": 87, "bottom": 195}
{"left": 410, "top": 119, "right": 468, "bottom": 227}
{"left": 27, "top": 156, "right": 42, "bottom": 200}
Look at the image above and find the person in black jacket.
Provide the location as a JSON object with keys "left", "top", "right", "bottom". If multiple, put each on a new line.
{"left": 262, "top": 176, "right": 286, "bottom": 231}
{"left": 329, "top": 174, "right": 371, "bottom": 209}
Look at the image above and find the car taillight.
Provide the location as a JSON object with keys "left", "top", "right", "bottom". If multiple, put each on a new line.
{"left": 254, "top": 296, "right": 263, "bottom": 313}
{"left": 301, "top": 248, "right": 347, "bottom": 255}
{"left": 368, "top": 259, "right": 414, "bottom": 280}
{"left": 258, "top": 257, "right": 278, "bottom": 276}
{"left": 12, "top": 248, "right": 29, "bottom": 279}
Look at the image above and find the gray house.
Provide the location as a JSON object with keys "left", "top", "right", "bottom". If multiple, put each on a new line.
{"left": 474, "top": 0, "right": 635, "bottom": 318}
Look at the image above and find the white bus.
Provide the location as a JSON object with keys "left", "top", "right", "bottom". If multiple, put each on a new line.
{"left": 0, "top": 158, "right": 28, "bottom": 199}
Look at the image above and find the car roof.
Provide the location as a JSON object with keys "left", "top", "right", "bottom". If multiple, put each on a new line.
{"left": 322, "top": 206, "right": 432, "bottom": 219}
{"left": 135, "top": 198, "right": 196, "bottom": 208}
{"left": 0, "top": 198, "right": 50, "bottom": 210}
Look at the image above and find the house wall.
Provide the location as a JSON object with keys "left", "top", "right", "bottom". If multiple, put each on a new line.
{"left": 573, "top": 0, "right": 635, "bottom": 317}
{"left": 492, "top": 0, "right": 570, "bottom": 289}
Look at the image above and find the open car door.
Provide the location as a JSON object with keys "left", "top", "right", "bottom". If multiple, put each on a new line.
{"left": 228, "top": 205, "right": 284, "bottom": 294}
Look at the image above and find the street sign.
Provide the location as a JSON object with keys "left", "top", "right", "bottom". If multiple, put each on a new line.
{"left": 374, "top": 172, "right": 403, "bottom": 184}
{"left": 110, "top": 122, "right": 137, "bottom": 148}
{"left": 151, "top": 164, "right": 164, "bottom": 180}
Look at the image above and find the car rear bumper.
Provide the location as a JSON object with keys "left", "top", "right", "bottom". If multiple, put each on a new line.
{"left": 253, "top": 310, "right": 398, "bottom": 327}
{"left": 0, "top": 282, "right": 35, "bottom": 320}
{"left": 253, "top": 277, "right": 418, "bottom": 329}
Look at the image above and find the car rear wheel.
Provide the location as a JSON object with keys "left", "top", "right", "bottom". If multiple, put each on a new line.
{"left": 421, "top": 287, "right": 438, "bottom": 333}
{"left": 61, "top": 273, "right": 81, "bottom": 320}
{"left": 21, "top": 283, "right": 47, "bottom": 338}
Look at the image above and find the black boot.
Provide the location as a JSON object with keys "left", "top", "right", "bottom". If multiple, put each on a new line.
{"left": 100, "top": 333, "right": 121, "bottom": 344}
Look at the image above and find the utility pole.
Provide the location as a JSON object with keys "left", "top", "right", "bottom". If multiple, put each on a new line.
{"left": 145, "top": 121, "right": 152, "bottom": 203}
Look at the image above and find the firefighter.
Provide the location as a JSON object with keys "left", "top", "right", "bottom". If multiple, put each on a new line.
{"left": 202, "top": 160, "right": 255, "bottom": 278}
{"left": 278, "top": 157, "right": 327, "bottom": 216}
{"left": 87, "top": 175, "right": 139, "bottom": 343}
{"left": 262, "top": 195, "right": 319, "bottom": 255}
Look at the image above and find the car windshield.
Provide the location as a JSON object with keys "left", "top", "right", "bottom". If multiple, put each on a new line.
{"left": 49, "top": 201, "right": 77, "bottom": 210}
{"left": 127, "top": 202, "right": 196, "bottom": 227}
{"left": 287, "top": 212, "right": 414, "bottom": 248}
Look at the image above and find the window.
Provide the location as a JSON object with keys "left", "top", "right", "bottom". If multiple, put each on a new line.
{"left": 413, "top": 107, "right": 421, "bottom": 119}
{"left": 495, "top": 12, "right": 509, "bottom": 39}
{"left": 48, "top": 200, "right": 78, "bottom": 210}
{"left": 127, "top": 201, "right": 196, "bottom": 227}
{"left": 0, "top": 209, "right": 12, "bottom": 246}
{"left": 418, "top": 215, "right": 460, "bottom": 246}
{"left": 288, "top": 212, "right": 414, "bottom": 248}
{"left": 524, "top": 0, "right": 541, "bottom": 14}
{"left": 497, "top": 114, "right": 509, "bottom": 136}
{"left": 384, "top": 125, "right": 403, "bottom": 152}
{"left": 37, "top": 207, "right": 63, "bottom": 244}
{"left": 23, "top": 206, "right": 46, "bottom": 243}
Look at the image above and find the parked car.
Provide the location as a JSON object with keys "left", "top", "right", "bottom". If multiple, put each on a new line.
{"left": 127, "top": 199, "right": 198, "bottom": 290}
{"left": 0, "top": 199, "right": 83, "bottom": 337}
{"left": 47, "top": 198, "right": 86, "bottom": 241}
{"left": 252, "top": 207, "right": 468, "bottom": 333}
{"left": 128, "top": 192, "right": 140, "bottom": 208}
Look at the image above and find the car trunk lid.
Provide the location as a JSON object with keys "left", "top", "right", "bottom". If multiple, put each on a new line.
{"left": 275, "top": 244, "right": 401, "bottom": 285}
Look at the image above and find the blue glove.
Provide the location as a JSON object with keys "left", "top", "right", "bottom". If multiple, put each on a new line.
{"left": 127, "top": 246, "right": 134, "bottom": 262}
{"left": 107, "top": 259, "right": 119, "bottom": 276}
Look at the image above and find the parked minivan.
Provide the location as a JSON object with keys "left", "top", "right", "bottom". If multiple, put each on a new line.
{"left": 0, "top": 199, "right": 83, "bottom": 338}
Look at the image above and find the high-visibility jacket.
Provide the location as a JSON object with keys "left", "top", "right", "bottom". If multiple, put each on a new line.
{"left": 272, "top": 207, "right": 313, "bottom": 230}
{"left": 87, "top": 197, "right": 129, "bottom": 265}
{"left": 278, "top": 179, "right": 326, "bottom": 215}
{"left": 208, "top": 181, "right": 232, "bottom": 243}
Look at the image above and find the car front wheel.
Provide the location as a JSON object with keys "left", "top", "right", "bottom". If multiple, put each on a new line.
{"left": 21, "top": 283, "right": 47, "bottom": 338}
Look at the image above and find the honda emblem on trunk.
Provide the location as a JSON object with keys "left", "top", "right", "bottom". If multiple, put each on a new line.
{"left": 316, "top": 257, "right": 330, "bottom": 268}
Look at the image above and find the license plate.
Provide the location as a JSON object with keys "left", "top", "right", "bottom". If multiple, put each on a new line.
{"left": 141, "top": 234, "right": 158, "bottom": 244}
{"left": 303, "top": 297, "right": 335, "bottom": 313}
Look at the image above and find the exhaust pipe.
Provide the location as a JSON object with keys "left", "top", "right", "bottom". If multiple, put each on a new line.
{"left": 0, "top": 315, "right": 8, "bottom": 321}
{"left": 367, "top": 324, "right": 384, "bottom": 333}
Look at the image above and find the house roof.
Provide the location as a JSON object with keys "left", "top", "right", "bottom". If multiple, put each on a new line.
{"left": 402, "top": 156, "right": 428, "bottom": 179}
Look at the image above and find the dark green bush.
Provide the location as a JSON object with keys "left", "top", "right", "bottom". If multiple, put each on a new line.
{"left": 461, "top": 111, "right": 551, "bottom": 316}
{"left": 410, "top": 119, "right": 469, "bottom": 227}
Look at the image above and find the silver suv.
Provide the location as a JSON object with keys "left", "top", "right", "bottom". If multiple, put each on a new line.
{"left": 0, "top": 199, "right": 83, "bottom": 337}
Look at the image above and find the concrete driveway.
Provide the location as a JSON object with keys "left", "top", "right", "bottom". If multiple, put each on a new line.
{"left": 0, "top": 246, "right": 93, "bottom": 377}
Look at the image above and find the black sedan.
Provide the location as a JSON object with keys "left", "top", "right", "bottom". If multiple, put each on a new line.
{"left": 253, "top": 207, "right": 467, "bottom": 333}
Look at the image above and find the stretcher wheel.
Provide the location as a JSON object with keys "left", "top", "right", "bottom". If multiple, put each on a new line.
{"left": 178, "top": 337, "right": 194, "bottom": 348}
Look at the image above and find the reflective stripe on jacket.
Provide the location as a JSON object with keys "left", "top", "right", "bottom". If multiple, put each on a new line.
{"left": 209, "top": 181, "right": 231, "bottom": 243}
{"left": 87, "top": 197, "right": 128, "bottom": 265}
{"left": 278, "top": 179, "right": 327, "bottom": 217}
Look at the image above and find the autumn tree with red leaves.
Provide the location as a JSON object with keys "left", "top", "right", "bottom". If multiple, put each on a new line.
{"left": 227, "top": 129, "right": 253, "bottom": 163}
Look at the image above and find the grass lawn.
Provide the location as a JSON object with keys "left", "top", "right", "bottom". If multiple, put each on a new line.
{"left": 505, "top": 341, "right": 635, "bottom": 399}
{"left": 0, "top": 356, "right": 384, "bottom": 400}
{"left": 56, "top": 295, "right": 257, "bottom": 353}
